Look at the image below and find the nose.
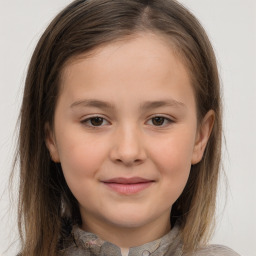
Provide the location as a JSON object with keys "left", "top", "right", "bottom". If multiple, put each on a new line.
{"left": 109, "top": 124, "right": 147, "bottom": 166}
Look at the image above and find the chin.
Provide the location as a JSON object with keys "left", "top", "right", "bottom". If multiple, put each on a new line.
{"left": 104, "top": 208, "right": 154, "bottom": 229}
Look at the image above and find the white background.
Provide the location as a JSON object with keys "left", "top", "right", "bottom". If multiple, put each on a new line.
{"left": 0, "top": 1, "right": 255, "bottom": 255}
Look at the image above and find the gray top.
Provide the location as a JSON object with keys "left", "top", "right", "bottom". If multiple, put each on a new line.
{"left": 58, "top": 223, "right": 241, "bottom": 256}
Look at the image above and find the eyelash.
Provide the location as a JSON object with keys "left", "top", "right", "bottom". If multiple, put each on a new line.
{"left": 80, "top": 116, "right": 110, "bottom": 128}
{"left": 147, "top": 116, "right": 174, "bottom": 127}
{"left": 80, "top": 115, "right": 174, "bottom": 128}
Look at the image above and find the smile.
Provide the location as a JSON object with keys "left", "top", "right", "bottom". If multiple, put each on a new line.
{"left": 102, "top": 177, "right": 155, "bottom": 195}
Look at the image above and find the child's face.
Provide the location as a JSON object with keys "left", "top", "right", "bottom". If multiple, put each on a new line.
{"left": 46, "top": 33, "right": 212, "bottom": 238}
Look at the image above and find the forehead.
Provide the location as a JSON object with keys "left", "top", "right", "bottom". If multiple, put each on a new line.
{"left": 62, "top": 32, "right": 188, "bottom": 77}
{"left": 58, "top": 32, "right": 195, "bottom": 110}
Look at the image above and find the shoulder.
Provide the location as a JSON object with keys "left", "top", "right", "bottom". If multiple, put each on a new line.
{"left": 187, "top": 244, "right": 241, "bottom": 256}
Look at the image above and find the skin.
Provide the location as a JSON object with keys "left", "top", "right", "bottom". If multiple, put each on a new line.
{"left": 45, "top": 32, "right": 214, "bottom": 248}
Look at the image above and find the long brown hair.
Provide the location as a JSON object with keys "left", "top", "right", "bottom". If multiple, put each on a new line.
{"left": 16, "top": 0, "right": 222, "bottom": 255}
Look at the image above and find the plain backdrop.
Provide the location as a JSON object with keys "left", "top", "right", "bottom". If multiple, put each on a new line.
{"left": 0, "top": 1, "right": 255, "bottom": 255}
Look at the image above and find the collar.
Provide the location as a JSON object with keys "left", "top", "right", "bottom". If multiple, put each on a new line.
{"left": 70, "top": 222, "right": 181, "bottom": 256}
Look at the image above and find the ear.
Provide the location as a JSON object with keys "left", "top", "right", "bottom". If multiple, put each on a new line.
{"left": 44, "top": 123, "right": 60, "bottom": 163}
{"left": 191, "top": 110, "right": 215, "bottom": 165}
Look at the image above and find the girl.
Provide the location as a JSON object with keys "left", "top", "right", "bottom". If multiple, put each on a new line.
{"left": 16, "top": 0, "right": 240, "bottom": 255}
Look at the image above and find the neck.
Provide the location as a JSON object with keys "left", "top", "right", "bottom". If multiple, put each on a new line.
{"left": 80, "top": 211, "right": 171, "bottom": 248}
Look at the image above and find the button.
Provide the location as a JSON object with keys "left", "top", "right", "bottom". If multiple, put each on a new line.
{"left": 142, "top": 250, "right": 150, "bottom": 256}
{"left": 84, "top": 241, "right": 90, "bottom": 248}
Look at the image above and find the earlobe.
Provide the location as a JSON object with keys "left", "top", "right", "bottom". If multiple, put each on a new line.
{"left": 191, "top": 110, "right": 215, "bottom": 165}
{"left": 44, "top": 123, "right": 60, "bottom": 163}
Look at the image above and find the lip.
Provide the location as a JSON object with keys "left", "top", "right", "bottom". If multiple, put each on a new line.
{"left": 102, "top": 177, "right": 155, "bottom": 195}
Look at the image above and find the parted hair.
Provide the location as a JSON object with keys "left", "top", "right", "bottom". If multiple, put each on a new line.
{"left": 16, "top": 0, "right": 222, "bottom": 255}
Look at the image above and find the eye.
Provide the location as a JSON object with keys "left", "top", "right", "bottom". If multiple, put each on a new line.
{"left": 81, "top": 116, "right": 110, "bottom": 127}
{"left": 147, "top": 116, "right": 173, "bottom": 127}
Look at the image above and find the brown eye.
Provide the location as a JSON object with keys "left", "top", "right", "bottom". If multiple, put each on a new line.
{"left": 147, "top": 116, "right": 173, "bottom": 127}
{"left": 152, "top": 117, "right": 165, "bottom": 126}
{"left": 81, "top": 116, "right": 109, "bottom": 127}
{"left": 90, "top": 117, "right": 104, "bottom": 126}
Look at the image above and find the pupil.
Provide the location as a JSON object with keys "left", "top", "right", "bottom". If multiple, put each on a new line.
{"left": 152, "top": 117, "right": 164, "bottom": 126}
{"left": 91, "top": 117, "right": 103, "bottom": 126}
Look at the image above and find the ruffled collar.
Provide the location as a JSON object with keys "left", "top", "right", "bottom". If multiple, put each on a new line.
{"left": 68, "top": 222, "right": 182, "bottom": 256}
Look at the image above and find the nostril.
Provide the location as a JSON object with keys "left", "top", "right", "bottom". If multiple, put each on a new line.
{"left": 109, "top": 136, "right": 147, "bottom": 165}
{"left": 115, "top": 158, "right": 144, "bottom": 166}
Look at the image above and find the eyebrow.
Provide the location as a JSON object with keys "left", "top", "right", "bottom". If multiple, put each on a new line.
{"left": 140, "top": 99, "right": 186, "bottom": 110}
{"left": 70, "top": 99, "right": 115, "bottom": 110}
{"left": 70, "top": 99, "right": 186, "bottom": 110}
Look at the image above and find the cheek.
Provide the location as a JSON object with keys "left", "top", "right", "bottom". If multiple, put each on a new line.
{"left": 149, "top": 131, "right": 195, "bottom": 198}
{"left": 56, "top": 131, "right": 108, "bottom": 188}
{"left": 151, "top": 131, "right": 195, "bottom": 171}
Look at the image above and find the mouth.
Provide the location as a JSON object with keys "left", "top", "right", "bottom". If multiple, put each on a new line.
{"left": 101, "top": 177, "right": 155, "bottom": 195}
